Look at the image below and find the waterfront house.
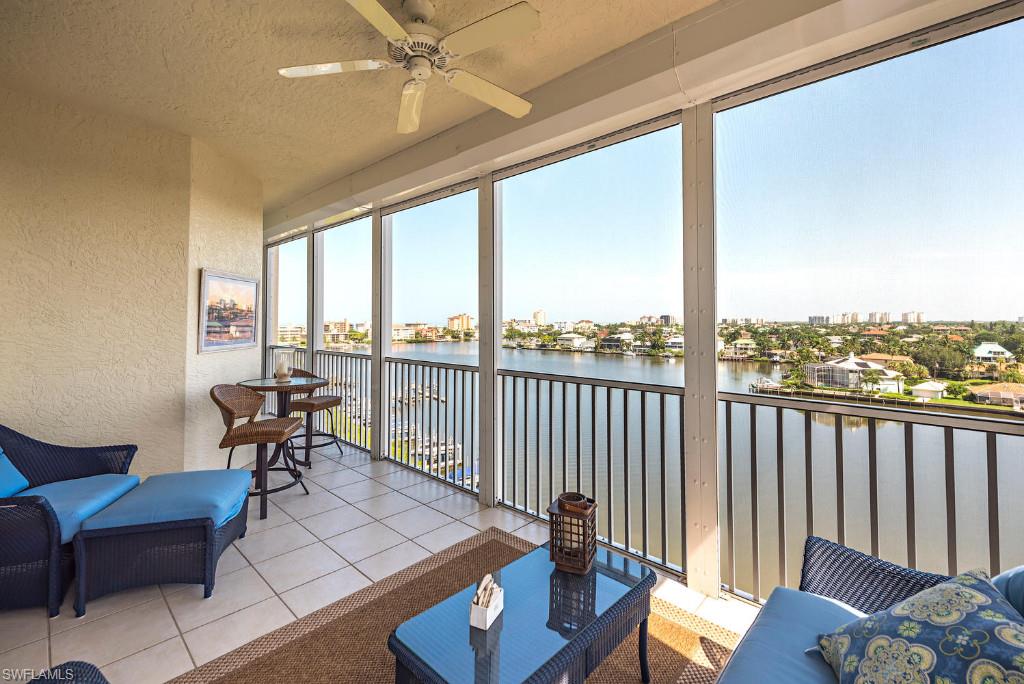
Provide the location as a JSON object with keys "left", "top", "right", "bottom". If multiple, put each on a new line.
{"left": 665, "top": 335, "right": 685, "bottom": 349}
{"left": 556, "top": 332, "right": 587, "bottom": 349}
{"left": 910, "top": 380, "right": 947, "bottom": 400}
{"left": 860, "top": 352, "right": 914, "bottom": 367}
{"left": 721, "top": 338, "right": 758, "bottom": 358}
{"left": 969, "top": 382, "right": 1024, "bottom": 410}
{"left": 804, "top": 353, "right": 905, "bottom": 393}
{"left": 974, "top": 342, "right": 1017, "bottom": 363}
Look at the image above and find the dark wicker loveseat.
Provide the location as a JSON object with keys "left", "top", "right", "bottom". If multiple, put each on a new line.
{"left": 0, "top": 424, "right": 136, "bottom": 617}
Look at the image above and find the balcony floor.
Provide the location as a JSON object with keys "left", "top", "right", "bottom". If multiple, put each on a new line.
{"left": 0, "top": 446, "right": 757, "bottom": 683}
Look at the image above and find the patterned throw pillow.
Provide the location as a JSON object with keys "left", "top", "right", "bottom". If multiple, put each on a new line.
{"left": 817, "top": 569, "right": 1024, "bottom": 683}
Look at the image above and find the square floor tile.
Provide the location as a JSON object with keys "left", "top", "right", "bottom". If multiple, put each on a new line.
{"left": 100, "top": 636, "right": 194, "bottom": 684}
{"left": 307, "top": 467, "right": 366, "bottom": 489}
{"left": 331, "top": 478, "right": 392, "bottom": 503}
{"left": 352, "top": 491, "right": 420, "bottom": 519}
{"left": 234, "top": 522, "right": 318, "bottom": 564}
{"left": 338, "top": 451, "right": 372, "bottom": 467}
{"left": 511, "top": 522, "right": 549, "bottom": 546}
{"left": 299, "top": 505, "right": 375, "bottom": 540}
{"left": 351, "top": 461, "right": 404, "bottom": 478}
{"left": 280, "top": 567, "right": 372, "bottom": 618}
{"left": 427, "top": 492, "right": 485, "bottom": 519}
{"left": 273, "top": 489, "right": 347, "bottom": 520}
{"left": 50, "top": 598, "right": 178, "bottom": 668}
{"left": 0, "top": 639, "right": 49, "bottom": 682}
{"left": 461, "top": 507, "right": 534, "bottom": 533}
{"left": 414, "top": 521, "right": 480, "bottom": 553}
{"left": 354, "top": 541, "right": 431, "bottom": 582}
{"left": 299, "top": 458, "right": 347, "bottom": 477}
{"left": 399, "top": 480, "right": 457, "bottom": 503}
{"left": 51, "top": 585, "right": 163, "bottom": 635}
{"left": 0, "top": 607, "right": 47, "bottom": 653}
{"left": 254, "top": 542, "right": 347, "bottom": 593}
{"left": 381, "top": 506, "right": 454, "bottom": 538}
{"left": 373, "top": 469, "right": 431, "bottom": 489}
{"left": 161, "top": 544, "right": 251, "bottom": 596}
{"left": 183, "top": 597, "right": 294, "bottom": 666}
{"left": 243, "top": 499, "right": 293, "bottom": 536}
{"left": 324, "top": 522, "right": 406, "bottom": 563}
{"left": 166, "top": 566, "right": 273, "bottom": 632}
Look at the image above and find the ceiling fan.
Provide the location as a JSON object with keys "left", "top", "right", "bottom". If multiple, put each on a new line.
{"left": 278, "top": 0, "right": 540, "bottom": 134}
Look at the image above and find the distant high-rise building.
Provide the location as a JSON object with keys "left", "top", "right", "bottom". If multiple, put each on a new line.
{"left": 1019, "top": 316, "right": 1024, "bottom": 323}
{"left": 532, "top": 309, "right": 547, "bottom": 326}
{"left": 638, "top": 315, "right": 658, "bottom": 325}
{"left": 809, "top": 315, "right": 831, "bottom": 325}
{"left": 901, "top": 311, "right": 925, "bottom": 324}
{"left": 849, "top": 312, "right": 861, "bottom": 324}
{"left": 868, "top": 312, "right": 892, "bottom": 324}
{"left": 660, "top": 314, "right": 678, "bottom": 326}
{"left": 447, "top": 313, "right": 475, "bottom": 331}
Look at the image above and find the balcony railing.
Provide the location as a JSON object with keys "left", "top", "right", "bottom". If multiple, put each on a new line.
{"left": 383, "top": 357, "right": 479, "bottom": 492}
{"left": 266, "top": 341, "right": 1024, "bottom": 601}
{"left": 498, "top": 370, "right": 686, "bottom": 574}
{"left": 719, "top": 391, "right": 1024, "bottom": 602}
{"left": 313, "top": 350, "right": 372, "bottom": 451}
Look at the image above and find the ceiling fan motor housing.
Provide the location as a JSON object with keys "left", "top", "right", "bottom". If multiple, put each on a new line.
{"left": 388, "top": 21, "right": 448, "bottom": 75}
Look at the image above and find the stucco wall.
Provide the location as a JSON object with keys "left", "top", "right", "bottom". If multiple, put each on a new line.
{"left": 184, "top": 140, "right": 263, "bottom": 471}
{"left": 0, "top": 85, "right": 192, "bottom": 476}
{"left": 0, "top": 87, "right": 264, "bottom": 477}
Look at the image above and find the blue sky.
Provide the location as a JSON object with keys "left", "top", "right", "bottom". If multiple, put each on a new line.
{"left": 275, "top": 18, "right": 1023, "bottom": 326}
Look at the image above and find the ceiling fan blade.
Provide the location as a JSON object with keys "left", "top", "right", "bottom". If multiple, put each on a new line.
{"left": 346, "top": 0, "right": 410, "bottom": 44}
{"left": 444, "top": 69, "right": 532, "bottom": 118}
{"left": 397, "top": 80, "right": 427, "bottom": 134}
{"left": 277, "top": 59, "right": 392, "bottom": 78}
{"left": 440, "top": 2, "right": 540, "bottom": 58}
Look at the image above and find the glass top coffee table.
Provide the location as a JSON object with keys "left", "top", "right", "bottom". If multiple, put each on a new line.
{"left": 388, "top": 544, "right": 655, "bottom": 684}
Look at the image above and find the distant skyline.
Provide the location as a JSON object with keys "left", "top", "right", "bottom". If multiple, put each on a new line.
{"left": 273, "top": 18, "right": 1023, "bottom": 327}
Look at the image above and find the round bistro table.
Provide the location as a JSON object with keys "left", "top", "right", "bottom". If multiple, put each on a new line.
{"left": 237, "top": 376, "right": 328, "bottom": 516}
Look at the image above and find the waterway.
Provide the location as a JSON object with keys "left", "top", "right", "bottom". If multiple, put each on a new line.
{"left": 379, "top": 342, "right": 1023, "bottom": 596}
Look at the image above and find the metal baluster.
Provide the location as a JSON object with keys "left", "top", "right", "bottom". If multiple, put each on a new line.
{"left": 548, "top": 381, "right": 554, "bottom": 508}
{"left": 725, "top": 401, "right": 734, "bottom": 592}
{"left": 512, "top": 375, "right": 518, "bottom": 507}
{"left": 591, "top": 386, "right": 598, "bottom": 509}
{"left": 805, "top": 411, "right": 813, "bottom": 539}
{"left": 905, "top": 423, "right": 917, "bottom": 568}
{"left": 750, "top": 404, "right": 759, "bottom": 602}
{"left": 659, "top": 393, "right": 667, "bottom": 566}
{"left": 776, "top": 406, "right": 786, "bottom": 587}
{"left": 835, "top": 415, "right": 844, "bottom": 546}
{"left": 524, "top": 378, "right": 530, "bottom": 509}
{"left": 641, "top": 390, "right": 648, "bottom": 559}
{"left": 576, "top": 382, "right": 582, "bottom": 494}
{"left": 535, "top": 378, "right": 541, "bottom": 513}
{"left": 987, "top": 433, "right": 1000, "bottom": 575}
{"left": 606, "top": 387, "right": 613, "bottom": 543}
{"left": 945, "top": 426, "right": 957, "bottom": 575}
{"left": 868, "top": 418, "right": 879, "bottom": 558}
{"left": 562, "top": 382, "right": 568, "bottom": 494}
{"left": 624, "top": 389, "right": 631, "bottom": 554}
{"left": 470, "top": 371, "right": 476, "bottom": 492}
{"left": 679, "top": 394, "right": 685, "bottom": 572}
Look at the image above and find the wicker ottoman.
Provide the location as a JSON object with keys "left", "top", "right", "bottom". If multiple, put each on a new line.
{"left": 72, "top": 470, "right": 250, "bottom": 616}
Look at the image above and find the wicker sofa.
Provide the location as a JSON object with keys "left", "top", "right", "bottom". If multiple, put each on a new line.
{"left": 0, "top": 424, "right": 250, "bottom": 617}
{"left": 717, "top": 536, "right": 1024, "bottom": 682}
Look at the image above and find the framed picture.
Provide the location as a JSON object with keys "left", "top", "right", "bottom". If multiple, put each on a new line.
{"left": 199, "top": 269, "right": 259, "bottom": 353}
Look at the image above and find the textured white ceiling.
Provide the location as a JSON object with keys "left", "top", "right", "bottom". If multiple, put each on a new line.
{"left": 0, "top": 0, "right": 716, "bottom": 211}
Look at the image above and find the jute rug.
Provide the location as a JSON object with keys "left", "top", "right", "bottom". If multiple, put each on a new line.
{"left": 173, "top": 528, "right": 738, "bottom": 683}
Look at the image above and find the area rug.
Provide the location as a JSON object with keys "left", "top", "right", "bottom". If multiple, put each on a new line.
{"left": 173, "top": 528, "right": 738, "bottom": 683}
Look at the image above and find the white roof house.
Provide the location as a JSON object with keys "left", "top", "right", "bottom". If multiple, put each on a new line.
{"left": 911, "top": 380, "right": 947, "bottom": 400}
{"left": 556, "top": 333, "right": 587, "bottom": 348}
{"left": 974, "top": 343, "right": 1016, "bottom": 363}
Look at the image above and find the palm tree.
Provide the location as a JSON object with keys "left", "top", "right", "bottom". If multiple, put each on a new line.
{"left": 861, "top": 369, "right": 883, "bottom": 393}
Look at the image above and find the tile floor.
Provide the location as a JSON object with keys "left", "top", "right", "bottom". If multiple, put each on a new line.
{"left": 0, "top": 446, "right": 758, "bottom": 683}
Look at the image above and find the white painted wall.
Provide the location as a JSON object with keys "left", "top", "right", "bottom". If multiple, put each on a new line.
{"left": 0, "top": 87, "right": 263, "bottom": 476}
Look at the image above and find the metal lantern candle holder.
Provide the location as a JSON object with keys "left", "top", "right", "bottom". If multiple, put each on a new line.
{"left": 547, "top": 492, "right": 597, "bottom": 575}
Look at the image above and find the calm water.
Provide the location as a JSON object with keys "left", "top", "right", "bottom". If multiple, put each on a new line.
{"left": 383, "top": 342, "right": 1024, "bottom": 595}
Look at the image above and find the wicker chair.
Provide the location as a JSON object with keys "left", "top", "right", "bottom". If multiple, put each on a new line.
{"left": 210, "top": 384, "right": 304, "bottom": 519}
{"left": 287, "top": 367, "right": 345, "bottom": 465}
{"left": 0, "top": 424, "right": 136, "bottom": 617}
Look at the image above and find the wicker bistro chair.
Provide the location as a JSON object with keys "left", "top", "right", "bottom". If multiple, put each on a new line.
{"left": 210, "top": 385, "right": 304, "bottom": 519}
{"left": 287, "top": 367, "right": 345, "bottom": 465}
{"left": 0, "top": 424, "right": 136, "bottom": 617}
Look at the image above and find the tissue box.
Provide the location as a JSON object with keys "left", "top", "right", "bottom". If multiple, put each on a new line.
{"left": 469, "top": 586, "right": 504, "bottom": 630}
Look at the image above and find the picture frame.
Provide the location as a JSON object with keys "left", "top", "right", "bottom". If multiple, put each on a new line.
{"left": 198, "top": 269, "right": 259, "bottom": 353}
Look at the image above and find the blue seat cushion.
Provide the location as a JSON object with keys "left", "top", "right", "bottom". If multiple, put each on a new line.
{"left": 0, "top": 447, "right": 29, "bottom": 497}
{"left": 994, "top": 565, "right": 1024, "bottom": 618}
{"left": 21, "top": 474, "right": 141, "bottom": 544}
{"left": 81, "top": 470, "right": 250, "bottom": 533}
{"left": 717, "top": 587, "right": 865, "bottom": 684}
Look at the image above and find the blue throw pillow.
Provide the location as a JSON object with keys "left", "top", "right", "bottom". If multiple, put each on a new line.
{"left": 0, "top": 447, "right": 30, "bottom": 497}
{"left": 817, "top": 569, "right": 1024, "bottom": 683}
{"left": 995, "top": 566, "right": 1024, "bottom": 619}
